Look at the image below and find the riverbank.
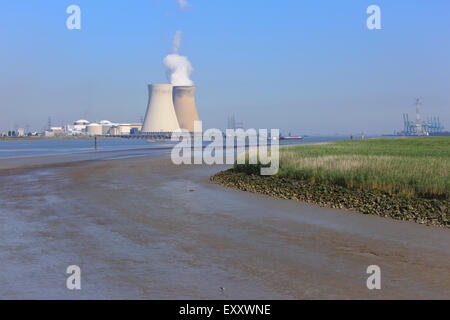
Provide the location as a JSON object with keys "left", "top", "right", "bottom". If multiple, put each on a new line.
{"left": 210, "top": 137, "right": 449, "bottom": 227}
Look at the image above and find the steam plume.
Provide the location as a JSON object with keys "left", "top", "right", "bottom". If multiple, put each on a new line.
{"left": 175, "top": 0, "right": 190, "bottom": 10}
{"left": 172, "top": 30, "right": 183, "bottom": 53}
{"left": 163, "top": 31, "right": 194, "bottom": 86}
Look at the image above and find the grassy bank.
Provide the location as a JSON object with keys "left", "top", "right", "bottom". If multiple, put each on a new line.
{"left": 279, "top": 137, "right": 449, "bottom": 199}
{"left": 211, "top": 137, "right": 449, "bottom": 227}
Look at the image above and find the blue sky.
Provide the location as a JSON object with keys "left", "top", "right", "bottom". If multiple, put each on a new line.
{"left": 1, "top": 0, "right": 449, "bottom": 135}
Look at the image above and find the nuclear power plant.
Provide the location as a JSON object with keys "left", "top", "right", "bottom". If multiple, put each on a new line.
{"left": 142, "top": 84, "right": 200, "bottom": 134}
{"left": 26, "top": 83, "right": 201, "bottom": 138}
{"left": 173, "top": 86, "right": 200, "bottom": 132}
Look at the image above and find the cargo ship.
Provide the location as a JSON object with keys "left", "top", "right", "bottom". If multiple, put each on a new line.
{"left": 280, "top": 134, "right": 303, "bottom": 140}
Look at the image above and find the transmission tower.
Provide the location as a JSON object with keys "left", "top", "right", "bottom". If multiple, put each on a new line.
{"left": 414, "top": 98, "right": 422, "bottom": 135}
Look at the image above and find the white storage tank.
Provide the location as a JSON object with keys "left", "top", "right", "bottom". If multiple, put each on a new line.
{"left": 86, "top": 123, "right": 102, "bottom": 136}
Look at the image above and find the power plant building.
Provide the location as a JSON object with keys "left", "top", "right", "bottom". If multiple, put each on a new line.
{"left": 63, "top": 82, "right": 201, "bottom": 137}
{"left": 99, "top": 120, "right": 114, "bottom": 135}
{"left": 73, "top": 119, "right": 90, "bottom": 134}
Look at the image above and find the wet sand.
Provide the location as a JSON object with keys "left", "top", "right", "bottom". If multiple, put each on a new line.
{"left": 0, "top": 154, "right": 449, "bottom": 299}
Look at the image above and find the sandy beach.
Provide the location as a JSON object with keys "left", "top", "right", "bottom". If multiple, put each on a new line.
{"left": 0, "top": 153, "right": 449, "bottom": 299}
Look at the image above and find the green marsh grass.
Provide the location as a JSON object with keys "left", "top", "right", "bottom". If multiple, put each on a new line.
{"left": 277, "top": 137, "right": 449, "bottom": 199}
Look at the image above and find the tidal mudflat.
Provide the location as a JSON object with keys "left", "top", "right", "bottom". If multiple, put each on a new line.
{"left": 0, "top": 154, "right": 449, "bottom": 299}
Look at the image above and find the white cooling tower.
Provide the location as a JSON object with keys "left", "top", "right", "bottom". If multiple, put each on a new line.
{"left": 173, "top": 86, "right": 200, "bottom": 132}
{"left": 142, "top": 84, "right": 180, "bottom": 133}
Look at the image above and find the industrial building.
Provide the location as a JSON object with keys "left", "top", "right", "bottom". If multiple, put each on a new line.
{"left": 116, "top": 123, "right": 142, "bottom": 135}
{"left": 99, "top": 120, "right": 113, "bottom": 135}
{"left": 45, "top": 126, "right": 65, "bottom": 137}
{"left": 63, "top": 119, "right": 143, "bottom": 136}
{"left": 66, "top": 119, "right": 92, "bottom": 135}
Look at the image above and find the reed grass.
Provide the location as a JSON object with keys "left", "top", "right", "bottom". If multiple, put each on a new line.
{"left": 277, "top": 137, "right": 449, "bottom": 199}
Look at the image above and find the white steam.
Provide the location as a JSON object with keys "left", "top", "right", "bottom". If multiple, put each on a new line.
{"left": 163, "top": 31, "right": 194, "bottom": 86}
{"left": 164, "top": 54, "right": 194, "bottom": 86}
{"left": 172, "top": 30, "right": 183, "bottom": 53}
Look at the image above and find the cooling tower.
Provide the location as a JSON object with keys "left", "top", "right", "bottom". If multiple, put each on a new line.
{"left": 173, "top": 86, "right": 200, "bottom": 132}
{"left": 142, "top": 84, "right": 180, "bottom": 133}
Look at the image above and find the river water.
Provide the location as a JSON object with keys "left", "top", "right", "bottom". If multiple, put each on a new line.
{"left": 0, "top": 136, "right": 349, "bottom": 159}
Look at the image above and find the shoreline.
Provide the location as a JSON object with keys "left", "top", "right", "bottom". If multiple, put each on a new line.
{"left": 210, "top": 169, "right": 449, "bottom": 228}
{"left": 210, "top": 137, "right": 449, "bottom": 228}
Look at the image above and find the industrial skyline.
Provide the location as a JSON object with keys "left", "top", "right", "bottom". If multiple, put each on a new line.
{"left": 400, "top": 98, "right": 445, "bottom": 136}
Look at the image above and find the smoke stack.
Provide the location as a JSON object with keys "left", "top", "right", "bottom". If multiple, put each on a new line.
{"left": 142, "top": 84, "right": 180, "bottom": 133}
{"left": 172, "top": 86, "right": 200, "bottom": 132}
